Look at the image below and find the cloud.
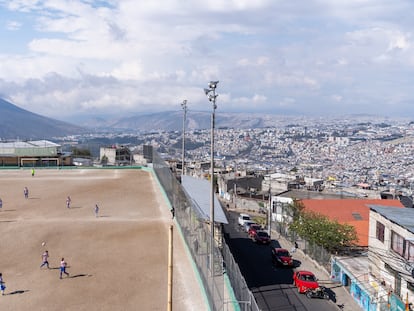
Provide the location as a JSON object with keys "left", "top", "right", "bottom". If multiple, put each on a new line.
{"left": 0, "top": 0, "right": 414, "bottom": 119}
{"left": 5, "top": 20, "right": 21, "bottom": 30}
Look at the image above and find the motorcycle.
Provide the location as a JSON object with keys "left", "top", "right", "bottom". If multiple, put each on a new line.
{"left": 305, "top": 286, "right": 330, "bottom": 299}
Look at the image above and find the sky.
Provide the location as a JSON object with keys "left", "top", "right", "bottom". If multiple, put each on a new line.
{"left": 0, "top": 0, "right": 413, "bottom": 121}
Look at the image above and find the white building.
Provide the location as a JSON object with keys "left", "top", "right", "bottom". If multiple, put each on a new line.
{"left": 368, "top": 205, "right": 414, "bottom": 310}
{"left": 99, "top": 145, "right": 133, "bottom": 166}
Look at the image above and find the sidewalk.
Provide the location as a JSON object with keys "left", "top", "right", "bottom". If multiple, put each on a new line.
{"left": 274, "top": 232, "right": 363, "bottom": 311}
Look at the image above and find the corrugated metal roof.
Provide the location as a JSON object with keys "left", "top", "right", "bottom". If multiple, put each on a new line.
{"left": 369, "top": 205, "right": 414, "bottom": 234}
{"left": 181, "top": 175, "right": 228, "bottom": 224}
{"left": 0, "top": 140, "right": 60, "bottom": 148}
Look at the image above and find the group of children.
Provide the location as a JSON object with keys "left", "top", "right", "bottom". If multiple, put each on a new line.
{"left": 0, "top": 173, "right": 102, "bottom": 296}
{"left": 21, "top": 188, "right": 100, "bottom": 217}
{"left": 1, "top": 250, "right": 71, "bottom": 296}
{"left": 40, "top": 250, "right": 69, "bottom": 279}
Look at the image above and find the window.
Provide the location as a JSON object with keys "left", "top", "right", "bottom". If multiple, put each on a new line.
{"left": 405, "top": 241, "right": 414, "bottom": 261}
{"left": 391, "top": 231, "right": 405, "bottom": 256}
{"left": 376, "top": 221, "right": 385, "bottom": 242}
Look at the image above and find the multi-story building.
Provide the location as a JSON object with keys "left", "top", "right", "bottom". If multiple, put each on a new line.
{"left": 368, "top": 205, "right": 414, "bottom": 311}
{"left": 99, "top": 145, "right": 133, "bottom": 166}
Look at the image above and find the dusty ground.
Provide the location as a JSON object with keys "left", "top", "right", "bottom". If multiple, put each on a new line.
{"left": 0, "top": 168, "right": 207, "bottom": 311}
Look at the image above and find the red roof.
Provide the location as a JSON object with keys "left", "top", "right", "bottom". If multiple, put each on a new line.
{"left": 300, "top": 199, "right": 404, "bottom": 246}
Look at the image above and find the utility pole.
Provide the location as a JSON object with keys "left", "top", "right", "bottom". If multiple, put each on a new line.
{"left": 204, "top": 81, "right": 219, "bottom": 309}
{"left": 181, "top": 100, "right": 187, "bottom": 176}
{"left": 268, "top": 174, "right": 272, "bottom": 237}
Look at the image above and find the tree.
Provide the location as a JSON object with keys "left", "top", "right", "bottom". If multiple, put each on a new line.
{"left": 289, "top": 210, "right": 358, "bottom": 252}
{"left": 101, "top": 155, "right": 108, "bottom": 165}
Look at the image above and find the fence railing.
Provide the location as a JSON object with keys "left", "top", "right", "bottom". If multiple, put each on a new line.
{"left": 272, "top": 221, "right": 332, "bottom": 271}
{"left": 150, "top": 147, "right": 260, "bottom": 311}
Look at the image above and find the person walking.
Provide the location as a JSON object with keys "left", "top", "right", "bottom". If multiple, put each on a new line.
{"left": 66, "top": 196, "right": 71, "bottom": 209}
{"left": 59, "top": 258, "right": 69, "bottom": 279}
{"left": 0, "top": 273, "right": 6, "bottom": 295}
{"left": 31, "top": 168, "right": 35, "bottom": 177}
{"left": 94, "top": 204, "right": 99, "bottom": 218}
{"left": 0, "top": 197, "right": 3, "bottom": 210}
{"left": 24, "top": 187, "right": 29, "bottom": 199}
{"left": 40, "top": 250, "right": 50, "bottom": 269}
{"left": 291, "top": 241, "right": 299, "bottom": 253}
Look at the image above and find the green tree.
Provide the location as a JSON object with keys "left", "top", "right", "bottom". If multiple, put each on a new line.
{"left": 289, "top": 210, "right": 358, "bottom": 252}
{"left": 101, "top": 155, "right": 108, "bottom": 165}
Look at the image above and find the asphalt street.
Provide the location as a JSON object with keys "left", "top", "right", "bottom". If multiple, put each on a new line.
{"left": 223, "top": 210, "right": 362, "bottom": 311}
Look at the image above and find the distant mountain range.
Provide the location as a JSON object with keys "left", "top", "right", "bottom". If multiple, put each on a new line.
{"left": 0, "top": 98, "right": 87, "bottom": 140}
{"left": 0, "top": 97, "right": 406, "bottom": 140}
{"left": 99, "top": 110, "right": 282, "bottom": 132}
{"left": 0, "top": 97, "right": 287, "bottom": 139}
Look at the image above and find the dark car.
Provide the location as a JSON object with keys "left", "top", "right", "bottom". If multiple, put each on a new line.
{"left": 253, "top": 230, "right": 270, "bottom": 244}
{"left": 293, "top": 270, "right": 320, "bottom": 294}
{"left": 248, "top": 224, "right": 262, "bottom": 238}
{"left": 271, "top": 248, "right": 293, "bottom": 267}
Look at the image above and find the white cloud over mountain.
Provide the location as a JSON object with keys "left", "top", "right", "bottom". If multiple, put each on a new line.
{"left": 0, "top": 0, "right": 413, "bottom": 121}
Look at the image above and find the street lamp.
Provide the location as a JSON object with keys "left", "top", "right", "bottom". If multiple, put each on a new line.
{"left": 181, "top": 100, "right": 187, "bottom": 176}
{"left": 204, "top": 80, "right": 218, "bottom": 278}
{"left": 268, "top": 175, "right": 272, "bottom": 237}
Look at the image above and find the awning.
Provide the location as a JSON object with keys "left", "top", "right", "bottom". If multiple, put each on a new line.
{"left": 181, "top": 175, "right": 228, "bottom": 224}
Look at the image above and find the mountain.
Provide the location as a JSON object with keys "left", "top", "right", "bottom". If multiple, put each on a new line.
{"left": 1, "top": 97, "right": 400, "bottom": 137}
{"left": 0, "top": 98, "right": 87, "bottom": 140}
{"left": 100, "top": 111, "right": 286, "bottom": 132}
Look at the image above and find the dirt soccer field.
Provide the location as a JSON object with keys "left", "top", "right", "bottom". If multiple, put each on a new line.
{"left": 0, "top": 168, "right": 206, "bottom": 311}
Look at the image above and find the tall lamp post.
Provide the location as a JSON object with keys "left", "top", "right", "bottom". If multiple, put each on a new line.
{"left": 181, "top": 100, "right": 187, "bottom": 176}
{"left": 268, "top": 175, "right": 272, "bottom": 237}
{"left": 204, "top": 81, "right": 219, "bottom": 278}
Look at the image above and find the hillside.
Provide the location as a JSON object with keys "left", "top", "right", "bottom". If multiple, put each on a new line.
{"left": 0, "top": 98, "right": 87, "bottom": 140}
{"left": 104, "top": 111, "right": 282, "bottom": 131}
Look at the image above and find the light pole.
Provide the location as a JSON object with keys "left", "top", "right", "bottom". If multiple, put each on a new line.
{"left": 268, "top": 175, "right": 272, "bottom": 237}
{"left": 181, "top": 100, "right": 187, "bottom": 176}
{"left": 204, "top": 81, "right": 218, "bottom": 278}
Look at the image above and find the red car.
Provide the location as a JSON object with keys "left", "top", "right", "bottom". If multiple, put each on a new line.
{"left": 253, "top": 230, "right": 271, "bottom": 244}
{"left": 271, "top": 248, "right": 293, "bottom": 267}
{"left": 248, "top": 224, "right": 262, "bottom": 238}
{"left": 293, "top": 270, "right": 320, "bottom": 293}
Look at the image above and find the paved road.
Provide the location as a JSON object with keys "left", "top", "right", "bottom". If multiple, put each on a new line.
{"left": 224, "top": 210, "right": 344, "bottom": 311}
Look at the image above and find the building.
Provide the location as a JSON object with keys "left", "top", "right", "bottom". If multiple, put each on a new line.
{"left": 269, "top": 196, "right": 406, "bottom": 311}
{"left": 0, "top": 140, "right": 71, "bottom": 167}
{"left": 99, "top": 145, "right": 133, "bottom": 166}
{"left": 367, "top": 205, "right": 414, "bottom": 311}
{"left": 300, "top": 199, "right": 404, "bottom": 247}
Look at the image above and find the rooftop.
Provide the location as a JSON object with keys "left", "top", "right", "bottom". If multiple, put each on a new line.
{"left": 369, "top": 205, "right": 414, "bottom": 235}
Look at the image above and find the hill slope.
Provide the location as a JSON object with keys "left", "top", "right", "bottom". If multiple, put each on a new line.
{"left": 107, "top": 111, "right": 279, "bottom": 131}
{"left": 0, "top": 98, "right": 87, "bottom": 140}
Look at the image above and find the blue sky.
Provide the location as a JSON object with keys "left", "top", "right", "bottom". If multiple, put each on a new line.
{"left": 0, "top": 0, "right": 413, "bottom": 121}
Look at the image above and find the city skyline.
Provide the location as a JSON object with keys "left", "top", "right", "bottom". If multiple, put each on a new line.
{"left": 0, "top": 1, "right": 413, "bottom": 121}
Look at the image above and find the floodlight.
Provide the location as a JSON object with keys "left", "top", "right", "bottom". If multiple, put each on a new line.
{"left": 209, "top": 81, "right": 219, "bottom": 89}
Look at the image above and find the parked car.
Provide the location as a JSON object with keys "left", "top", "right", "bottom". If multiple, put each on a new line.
{"left": 271, "top": 248, "right": 293, "bottom": 267}
{"left": 243, "top": 221, "right": 256, "bottom": 232}
{"left": 248, "top": 224, "right": 262, "bottom": 238}
{"left": 253, "top": 230, "right": 271, "bottom": 244}
{"left": 238, "top": 213, "right": 251, "bottom": 226}
{"left": 293, "top": 270, "right": 320, "bottom": 294}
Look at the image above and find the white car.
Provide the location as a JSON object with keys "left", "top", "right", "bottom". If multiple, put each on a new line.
{"left": 238, "top": 213, "right": 251, "bottom": 226}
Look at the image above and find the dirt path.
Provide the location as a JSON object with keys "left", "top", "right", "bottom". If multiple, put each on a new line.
{"left": 0, "top": 169, "right": 206, "bottom": 311}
